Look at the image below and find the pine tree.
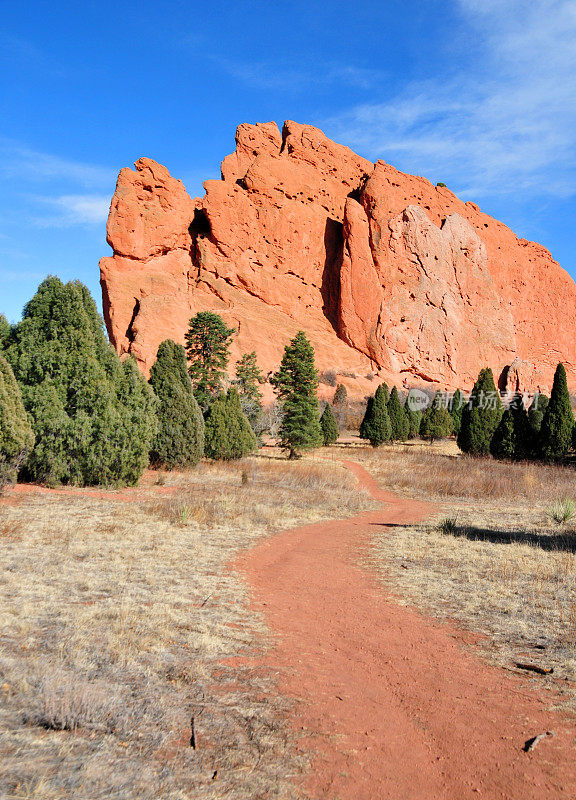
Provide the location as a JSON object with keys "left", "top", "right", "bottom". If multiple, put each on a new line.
{"left": 362, "top": 383, "right": 392, "bottom": 446}
{"left": 149, "top": 340, "right": 204, "bottom": 469}
{"left": 185, "top": 311, "right": 235, "bottom": 410}
{"left": 539, "top": 363, "right": 574, "bottom": 461}
{"left": 457, "top": 368, "right": 503, "bottom": 456}
{"left": 0, "top": 354, "right": 35, "bottom": 487}
{"left": 271, "top": 331, "right": 322, "bottom": 458}
{"left": 404, "top": 390, "right": 423, "bottom": 439}
{"left": 320, "top": 404, "right": 339, "bottom": 446}
{"left": 235, "top": 351, "right": 265, "bottom": 436}
{"left": 388, "top": 386, "right": 409, "bottom": 441}
{"left": 4, "top": 277, "right": 157, "bottom": 486}
{"left": 204, "top": 388, "right": 258, "bottom": 460}
{"left": 420, "top": 391, "right": 453, "bottom": 442}
{"left": 528, "top": 392, "right": 549, "bottom": 435}
{"left": 490, "top": 394, "right": 532, "bottom": 461}
{"left": 450, "top": 389, "right": 465, "bottom": 436}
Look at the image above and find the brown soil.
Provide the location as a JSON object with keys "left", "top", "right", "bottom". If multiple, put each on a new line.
{"left": 236, "top": 459, "right": 576, "bottom": 800}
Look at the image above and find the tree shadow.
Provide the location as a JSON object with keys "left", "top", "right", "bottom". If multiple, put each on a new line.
{"left": 371, "top": 521, "right": 576, "bottom": 552}
{"left": 444, "top": 525, "right": 576, "bottom": 553}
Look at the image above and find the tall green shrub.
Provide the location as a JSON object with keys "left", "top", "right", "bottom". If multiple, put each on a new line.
{"left": 420, "top": 392, "right": 453, "bottom": 442}
{"left": 388, "top": 386, "right": 409, "bottom": 441}
{"left": 0, "top": 354, "right": 35, "bottom": 487}
{"left": 490, "top": 394, "right": 532, "bottom": 461}
{"left": 362, "top": 383, "right": 391, "bottom": 446}
{"left": 149, "top": 340, "right": 204, "bottom": 468}
{"left": 359, "top": 396, "right": 374, "bottom": 440}
{"left": 457, "top": 368, "right": 503, "bottom": 456}
{"left": 539, "top": 363, "right": 574, "bottom": 461}
{"left": 320, "top": 404, "right": 339, "bottom": 446}
{"left": 204, "top": 387, "right": 257, "bottom": 460}
{"left": 271, "top": 331, "right": 322, "bottom": 458}
{"left": 404, "top": 390, "right": 423, "bottom": 439}
{"left": 450, "top": 388, "right": 464, "bottom": 436}
{"left": 4, "top": 277, "right": 157, "bottom": 486}
{"left": 528, "top": 392, "right": 549, "bottom": 435}
{"left": 185, "top": 311, "right": 235, "bottom": 410}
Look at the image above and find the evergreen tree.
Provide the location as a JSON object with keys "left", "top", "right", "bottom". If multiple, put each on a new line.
{"left": 149, "top": 340, "right": 204, "bottom": 469}
{"left": 490, "top": 394, "right": 532, "bottom": 461}
{"left": 450, "top": 388, "right": 465, "bottom": 436}
{"left": 404, "top": 390, "right": 423, "bottom": 439}
{"left": 0, "top": 315, "right": 10, "bottom": 348}
{"left": 359, "top": 395, "right": 374, "bottom": 440}
{"left": 420, "top": 391, "right": 453, "bottom": 442}
{"left": 362, "top": 383, "right": 392, "bottom": 446}
{"left": 320, "top": 404, "right": 339, "bottom": 446}
{"left": 388, "top": 386, "right": 409, "bottom": 441}
{"left": 185, "top": 311, "right": 235, "bottom": 410}
{"left": 4, "top": 277, "right": 157, "bottom": 486}
{"left": 539, "top": 363, "right": 574, "bottom": 461}
{"left": 457, "top": 368, "right": 503, "bottom": 456}
{"left": 0, "top": 354, "right": 35, "bottom": 487}
{"left": 204, "top": 387, "right": 257, "bottom": 460}
{"left": 333, "top": 383, "right": 348, "bottom": 406}
{"left": 332, "top": 383, "right": 348, "bottom": 430}
{"left": 528, "top": 392, "right": 549, "bottom": 435}
{"left": 271, "top": 331, "right": 322, "bottom": 458}
{"left": 235, "top": 351, "right": 265, "bottom": 436}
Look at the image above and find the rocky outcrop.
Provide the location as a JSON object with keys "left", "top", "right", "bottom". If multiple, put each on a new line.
{"left": 100, "top": 121, "right": 576, "bottom": 394}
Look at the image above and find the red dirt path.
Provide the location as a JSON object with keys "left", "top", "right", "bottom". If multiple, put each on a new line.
{"left": 235, "top": 460, "right": 576, "bottom": 800}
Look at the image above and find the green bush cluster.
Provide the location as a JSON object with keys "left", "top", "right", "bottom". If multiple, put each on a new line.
{"left": 3, "top": 277, "right": 157, "bottom": 486}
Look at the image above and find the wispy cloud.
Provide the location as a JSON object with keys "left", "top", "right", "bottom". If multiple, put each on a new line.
{"left": 210, "top": 56, "right": 385, "bottom": 92}
{"left": 31, "top": 194, "right": 111, "bottom": 227}
{"left": 0, "top": 139, "right": 115, "bottom": 188}
{"left": 326, "top": 0, "right": 576, "bottom": 199}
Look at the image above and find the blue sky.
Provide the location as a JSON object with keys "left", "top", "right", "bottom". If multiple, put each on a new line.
{"left": 1, "top": 0, "right": 575, "bottom": 322}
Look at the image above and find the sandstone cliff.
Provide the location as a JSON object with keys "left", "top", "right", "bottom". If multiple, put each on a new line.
{"left": 100, "top": 120, "right": 576, "bottom": 396}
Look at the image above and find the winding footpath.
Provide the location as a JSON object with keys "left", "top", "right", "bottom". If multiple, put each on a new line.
{"left": 235, "top": 460, "right": 576, "bottom": 800}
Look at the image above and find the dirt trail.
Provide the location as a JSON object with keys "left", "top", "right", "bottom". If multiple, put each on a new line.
{"left": 236, "top": 459, "right": 576, "bottom": 800}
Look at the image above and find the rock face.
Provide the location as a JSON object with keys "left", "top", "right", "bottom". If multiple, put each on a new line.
{"left": 100, "top": 120, "right": 576, "bottom": 395}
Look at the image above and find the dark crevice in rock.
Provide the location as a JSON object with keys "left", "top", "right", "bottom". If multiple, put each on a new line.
{"left": 126, "top": 298, "right": 140, "bottom": 344}
{"left": 321, "top": 217, "right": 344, "bottom": 334}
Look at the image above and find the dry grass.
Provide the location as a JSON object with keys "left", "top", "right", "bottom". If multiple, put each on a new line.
{"left": 353, "top": 438, "right": 576, "bottom": 501}
{"left": 349, "top": 441, "right": 576, "bottom": 704}
{"left": 0, "top": 453, "right": 373, "bottom": 800}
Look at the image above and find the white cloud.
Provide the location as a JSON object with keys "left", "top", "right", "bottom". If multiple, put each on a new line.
{"left": 325, "top": 0, "right": 576, "bottom": 198}
{"left": 32, "top": 194, "right": 111, "bottom": 227}
{"left": 0, "top": 139, "right": 115, "bottom": 188}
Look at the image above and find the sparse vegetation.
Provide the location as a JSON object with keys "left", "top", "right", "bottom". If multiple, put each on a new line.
{"left": 548, "top": 498, "right": 576, "bottom": 525}
{"left": 0, "top": 455, "right": 374, "bottom": 799}
{"left": 351, "top": 442, "right": 576, "bottom": 694}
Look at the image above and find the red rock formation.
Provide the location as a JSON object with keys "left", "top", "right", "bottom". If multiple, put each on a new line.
{"left": 100, "top": 121, "right": 576, "bottom": 395}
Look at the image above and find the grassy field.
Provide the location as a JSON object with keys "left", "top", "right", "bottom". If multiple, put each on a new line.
{"left": 343, "top": 440, "right": 576, "bottom": 706}
{"left": 0, "top": 454, "right": 374, "bottom": 800}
